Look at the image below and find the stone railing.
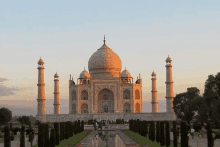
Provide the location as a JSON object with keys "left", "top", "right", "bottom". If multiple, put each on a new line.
{"left": 36, "top": 112, "right": 176, "bottom": 123}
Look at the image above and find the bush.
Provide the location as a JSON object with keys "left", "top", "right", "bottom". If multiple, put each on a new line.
{"left": 20, "top": 125, "right": 25, "bottom": 147}
{"left": 25, "top": 128, "right": 34, "bottom": 135}
{"left": 10, "top": 135, "right": 14, "bottom": 141}
{"left": 4, "top": 126, "right": 11, "bottom": 147}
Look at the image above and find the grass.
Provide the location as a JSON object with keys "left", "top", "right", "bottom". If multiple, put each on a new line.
{"left": 33, "top": 131, "right": 89, "bottom": 147}
{"left": 123, "top": 130, "right": 181, "bottom": 147}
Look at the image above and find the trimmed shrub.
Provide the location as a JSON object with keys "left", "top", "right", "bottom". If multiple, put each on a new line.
{"left": 10, "top": 122, "right": 12, "bottom": 131}
{"left": 10, "top": 135, "right": 14, "bottom": 141}
{"left": 74, "top": 121, "right": 77, "bottom": 135}
{"left": 12, "top": 127, "right": 21, "bottom": 135}
{"left": 173, "top": 121, "right": 178, "bottom": 147}
{"left": 165, "top": 121, "right": 170, "bottom": 147}
{"left": 82, "top": 121, "right": 84, "bottom": 132}
{"left": 44, "top": 123, "right": 50, "bottom": 147}
{"left": 156, "top": 121, "right": 160, "bottom": 143}
{"left": 38, "top": 123, "right": 44, "bottom": 147}
{"left": 151, "top": 121, "right": 155, "bottom": 142}
{"left": 25, "top": 128, "right": 34, "bottom": 135}
{"left": 29, "top": 132, "right": 34, "bottom": 147}
{"left": 54, "top": 123, "right": 60, "bottom": 145}
{"left": 193, "top": 122, "right": 202, "bottom": 132}
{"left": 20, "top": 125, "right": 25, "bottom": 147}
{"left": 59, "top": 123, "right": 63, "bottom": 141}
{"left": 77, "top": 120, "right": 80, "bottom": 134}
{"left": 181, "top": 121, "right": 188, "bottom": 147}
{"left": 4, "top": 125, "right": 11, "bottom": 147}
{"left": 50, "top": 128, "right": 55, "bottom": 147}
{"left": 207, "top": 122, "right": 213, "bottom": 147}
{"left": 160, "top": 121, "right": 165, "bottom": 146}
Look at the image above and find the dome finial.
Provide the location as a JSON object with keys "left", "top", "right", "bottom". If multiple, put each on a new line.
{"left": 125, "top": 67, "right": 126, "bottom": 70}
{"left": 103, "top": 35, "right": 106, "bottom": 44}
{"left": 84, "top": 67, "right": 85, "bottom": 71}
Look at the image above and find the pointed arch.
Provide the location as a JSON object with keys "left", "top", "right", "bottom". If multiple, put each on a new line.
{"left": 72, "top": 104, "right": 76, "bottom": 114}
{"left": 135, "top": 102, "right": 140, "bottom": 113}
{"left": 72, "top": 91, "right": 76, "bottom": 101}
{"left": 81, "top": 103, "right": 88, "bottom": 113}
{"left": 81, "top": 90, "right": 88, "bottom": 100}
{"left": 123, "top": 89, "right": 130, "bottom": 99}
{"left": 123, "top": 103, "right": 130, "bottom": 113}
{"left": 135, "top": 89, "right": 140, "bottom": 100}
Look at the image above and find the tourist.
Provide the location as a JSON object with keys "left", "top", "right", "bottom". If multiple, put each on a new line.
{"left": 212, "top": 131, "right": 216, "bottom": 146}
{"left": 187, "top": 131, "right": 190, "bottom": 142}
{"left": 190, "top": 128, "right": 195, "bottom": 139}
{"left": 176, "top": 128, "right": 180, "bottom": 140}
{"left": 198, "top": 129, "right": 203, "bottom": 138}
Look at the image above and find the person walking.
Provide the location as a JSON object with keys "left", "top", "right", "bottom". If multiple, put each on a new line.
{"left": 187, "top": 131, "right": 190, "bottom": 142}
{"left": 212, "top": 131, "right": 216, "bottom": 146}
{"left": 191, "top": 128, "right": 195, "bottom": 139}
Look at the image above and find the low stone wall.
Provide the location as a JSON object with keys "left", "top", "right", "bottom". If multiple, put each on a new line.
{"left": 36, "top": 112, "right": 176, "bottom": 123}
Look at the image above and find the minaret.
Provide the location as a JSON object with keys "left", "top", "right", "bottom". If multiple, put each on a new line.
{"left": 151, "top": 71, "right": 158, "bottom": 113}
{"left": 165, "top": 55, "right": 175, "bottom": 117}
{"left": 37, "top": 57, "right": 46, "bottom": 122}
{"left": 53, "top": 72, "right": 60, "bottom": 115}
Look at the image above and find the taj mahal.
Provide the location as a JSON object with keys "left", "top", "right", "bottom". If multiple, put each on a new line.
{"left": 36, "top": 36, "right": 177, "bottom": 123}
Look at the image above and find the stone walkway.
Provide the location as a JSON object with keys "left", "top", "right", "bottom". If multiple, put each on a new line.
{"left": 75, "top": 130, "right": 94, "bottom": 147}
{"left": 169, "top": 132, "right": 220, "bottom": 147}
{"left": 115, "top": 130, "right": 140, "bottom": 147}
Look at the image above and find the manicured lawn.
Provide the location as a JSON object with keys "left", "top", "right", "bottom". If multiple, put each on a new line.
{"left": 123, "top": 130, "right": 181, "bottom": 147}
{"left": 33, "top": 131, "right": 89, "bottom": 147}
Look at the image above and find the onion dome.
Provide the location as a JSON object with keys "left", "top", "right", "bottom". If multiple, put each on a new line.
{"left": 54, "top": 72, "right": 59, "bottom": 77}
{"left": 121, "top": 67, "right": 131, "bottom": 77}
{"left": 166, "top": 55, "right": 172, "bottom": 63}
{"left": 88, "top": 36, "right": 122, "bottom": 76}
{"left": 151, "top": 71, "right": 156, "bottom": 76}
{"left": 79, "top": 68, "right": 90, "bottom": 79}
{"left": 38, "top": 57, "right": 44, "bottom": 65}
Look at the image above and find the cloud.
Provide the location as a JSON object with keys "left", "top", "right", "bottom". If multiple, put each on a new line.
{"left": 0, "top": 78, "right": 7, "bottom": 82}
{"left": 0, "top": 78, "right": 20, "bottom": 97}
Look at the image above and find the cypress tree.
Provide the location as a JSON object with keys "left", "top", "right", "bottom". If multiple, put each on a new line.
{"left": 29, "top": 121, "right": 32, "bottom": 129}
{"left": 165, "top": 121, "right": 170, "bottom": 147}
{"left": 38, "top": 123, "right": 44, "bottom": 147}
{"left": 207, "top": 122, "right": 213, "bottom": 147}
{"left": 20, "top": 125, "right": 25, "bottom": 147}
{"left": 49, "top": 128, "right": 55, "bottom": 147}
{"left": 181, "top": 121, "right": 188, "bottom": 147}
{"left": 74, "top": 121, "right": 77, "bottom": 134}
{"left": 131, "top": 119, "right": 134, "bottom": 131}
{"left": 29, "top": 132, "right": 34, "bottom": 147}
{"left": 82, "top": 120, "right": 84, "bottom": 132}
{"left": 44, "top": 123, "right": 50, "bottom": 147}
{"left": 146, "top": 122, "right": 148, "bottom": 139}
{"left": 59, "top": 122, "right": 63, "bottom": 141}
{"left": 70, "top": 122, "right": 73, "bottom": 137}
{"left": 151, "top": 121, "right": 155, "bottom": 142}
{"left": 149, "top": 121, "right": 152, "bottom": 141}
{"left": 78, "top": 120, "right": 80, "bottom": 133}
{"left": 160, "top": 121, "right": 165, "bottom": 146}
{"left": 64, "top": 122, "right": 67, "bottom": 140}
{"left": 173, "top": 121, "right": 178, "bottom": 147}
{"left": 10, "top": 122, "right": 12, "bottom": 131}
{"left": 156, "top": 121, "right": 160, "bottom": 143}
{"left": 4, "top": 125, "right": 11, "bottom": 147}
{"left": 54, "top": 123, "right": 60, "bottom": 145}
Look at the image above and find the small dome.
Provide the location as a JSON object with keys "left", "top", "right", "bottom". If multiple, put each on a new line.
{"left": 54, "top": 72, "right": 59, "bottom": 77}
{"left": 38, "top": 57, "right": 44, "bottom": 65}
{"left": 151, "top": 71, "right": 156, "bottom": 76}
{"left": 121, "top": 69, "right": 131, "bottom": 77}
{"left": 166, "top": 56, "right": 172, "bottom": 63}
{"left": 79, "top": 69, "right": 90, "bottom": 79}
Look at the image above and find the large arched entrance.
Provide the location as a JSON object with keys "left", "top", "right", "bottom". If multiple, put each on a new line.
{"left": 98, "top": 88, "right": 114, "bottom": 113}
{"left": 81, "top": 103, "right": 88, "bottom": 113}
{"left": 135, "top": 102, "right": 140, "bottom": 113}
{"left": 123, "top": 103, "right": 130, "bottom": 113}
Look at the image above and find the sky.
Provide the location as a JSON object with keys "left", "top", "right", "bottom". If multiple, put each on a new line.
{"left": 0, "top": 0, "right": 220, "bottom": 115}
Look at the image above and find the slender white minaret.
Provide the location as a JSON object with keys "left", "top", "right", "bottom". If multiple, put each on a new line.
{"left": 165, "top": 55, "right": 175, "bottom": 117}
{"left": 53, "top": 72, "right": 60, "bottom": 115}
{"left": 37, "top": 57, "right": 46, "bottom": 122}
{"left": 151, "top": 71, "right": 158, "bottom": 113}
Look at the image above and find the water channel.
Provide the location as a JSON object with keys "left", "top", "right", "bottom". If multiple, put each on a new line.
{"left": 88, "top": 130, "right": 126, "bottom": 147}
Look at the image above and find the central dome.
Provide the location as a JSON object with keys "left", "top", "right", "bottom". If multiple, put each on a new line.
{"left": 88, "top": 41, "right": 122, "bottom": 79}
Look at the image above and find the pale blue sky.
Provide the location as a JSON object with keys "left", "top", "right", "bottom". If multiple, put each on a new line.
{"left": 0, "top": 0, "right": 220, "bottom": 108}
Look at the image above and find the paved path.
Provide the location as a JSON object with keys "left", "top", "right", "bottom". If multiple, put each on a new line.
{"left": 170, "top": 132, "right": 220, "bottom": 147}
{"left": 0, "top": 135, "right": 38, "bottom": 147}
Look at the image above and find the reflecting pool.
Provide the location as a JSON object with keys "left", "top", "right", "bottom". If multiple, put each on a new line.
{"left": 88, "top": 130, "right": 126, "bottom": 147}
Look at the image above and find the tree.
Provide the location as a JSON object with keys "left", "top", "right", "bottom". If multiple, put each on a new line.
{"left": 207, "top": 122, "right": 213, "bottom": 147}
{"left": 4, "top": 125, "right": 11, "bottom": 147}
{"left": 44, "top": 123, "right": 50, "bottom": 147}
{"left": 34, "top": 120, "right": 41, "bottom": 126}
{"left": 10, "top": 122, "right": 12, "bottom": 131}
{"left": 156, "top": 121, "right": 160, "bottom": 143}
{"left": 20, "top": 125, "right": 25, "bottom": 147}
{"left": 180, "top": 121, "right": 188, "bottom": 147}
{"left": 59, "top": 123, "right": 63, "bottom": 141}
{"left": 0, "top": 107, "right": 12, "bottom": 126}
{"left": 16, "top": 115, "right": 30, "bottom": 126}
{"left": 165, "top": 121, "right": 170, "bottom": 147}
{"left": 38, "top": 123, "right": 44, "bottom": 147}
{"left": 151, "top": 121, "right": 155, "bottom": 142}
{"left": 29, "top": 132, "right": 34, "bottom": 147}
{"left": 50, "top": 128, "right": 56, "bottom": 147}
{"left": 54, "top": 123, "right": 60, "bottom": 145}
{"left": 173, "top": 87, "right": 201, "bottom": 125}
{"left": 160, "top": 121, "right": 165, "bottom": 146}
{"left": 173, "top": 121, "right": 178, "bottom": 147}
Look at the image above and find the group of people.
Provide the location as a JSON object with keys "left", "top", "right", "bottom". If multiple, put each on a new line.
{"left": 93, "top": 120, "right": 110, "bottom": 131}
{"left": 176, "top": 128, "right": 217, "bottom": 146}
